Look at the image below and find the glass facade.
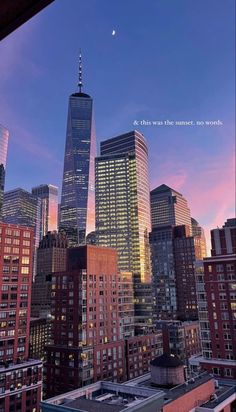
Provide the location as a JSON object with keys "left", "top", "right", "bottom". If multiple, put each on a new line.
{"left": 150, "top": 184, "right": 192, "bottom": 233}
{"left": 96, "top": 131, "right": 153, "bottom": 333}
{"left": 150, "top": 226, "right": 177, "bottom": 319}
{"left": 32, "top": 184, "right": 58, "bottom": 239}
{"left": 2, "top": 188, "right": 41, "bottom": 245}
{"left": 0, "top": 124, "right": 9, "bottom": 218}
{"left": 2, "top": 188, "right": 41, "bottom": 278}
{"left": 60, "top": 91, "right": 96, "bottom": 245}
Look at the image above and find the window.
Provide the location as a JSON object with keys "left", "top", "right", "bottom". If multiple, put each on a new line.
{"left": 21, "top": 267, "right": 29, "bottom": 274}
{"left": 21, "top": 257, "right": 29, "bottom": 265}
{"left": 23, "top": 231, "right": 31, "bottom": 238}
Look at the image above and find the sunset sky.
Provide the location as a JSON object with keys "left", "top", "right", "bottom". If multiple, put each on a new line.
{"left": 0, "top": 0, "right": 235, "bottom": 251}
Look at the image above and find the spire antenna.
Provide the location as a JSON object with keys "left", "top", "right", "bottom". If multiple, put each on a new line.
{"left": 78, "top": 49, "right": 83, "bottom": 92}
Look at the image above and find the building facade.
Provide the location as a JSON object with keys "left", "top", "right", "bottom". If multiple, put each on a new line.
{"left": 173, "top": 225, "right": 202, "bottom": 321}
{"left": 44, "top": 245, "right": 125, "bottom": 397}
{"left": 0, "top": 124, "right": 9, "bottom": 219}
{"left": 191, "top": 217, "right": 207, "bottom": 259}
{"left": 150, "top": 184, "right": 192, "bottom": 232}
{"left": 60, "top": 56, "right": 96, "bottom": 245}
{"left": 32, "top": 184, "right": 58, "bottom": 239}
{"left": 31, "top": 231, "right": 68, "bottom": 318}
{"left": 196, "top": 219, "right": 236, "bottom": 380}
{"left": 150, "top": 225, "right": 177, "bottom": 320}
{"left": 29, "top": 317, "right": 52, "bottom": 360}
{"left": 95, "top": 131, "right": 153, "bottom": 333}
{"left": 156, "top": 320, "right": 201, "bottom": 364}
{"left": 0, "top": 222, "right": 42, "bottom": 411}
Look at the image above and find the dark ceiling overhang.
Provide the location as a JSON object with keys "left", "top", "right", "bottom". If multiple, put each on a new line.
{"left": 0, "top": 0, "right": 54, "bottom": 41}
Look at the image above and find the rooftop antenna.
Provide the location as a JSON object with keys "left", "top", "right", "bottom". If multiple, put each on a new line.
{"left": 78, "top": 49, "right": 83, "bottom": 92}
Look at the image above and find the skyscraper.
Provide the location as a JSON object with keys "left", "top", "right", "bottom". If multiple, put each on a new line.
{"left": 173, "top": 225, "right": 202, "bottom": 321}
{"left": 95, "top": 130, "right": 153, "bottom": 333}
{"left": 2, "top": 188, "right": 41, "bottom": 247}
{"left": 0, "top": 124, "right": 9, "bottom": 218}
{"left": 150, "top": 185, "right": 201, "bottom": 320}
{"left": 60, "top": 53, "right": 96, "bottom": 245}
{"left": 2, "top": 188, "right": 42, "bottom": 279}
{"left": 150, "top": 184, "right": 192, "bottom": 232}
{"left": 32, "top": 184, "right": 58, "bottom": 239}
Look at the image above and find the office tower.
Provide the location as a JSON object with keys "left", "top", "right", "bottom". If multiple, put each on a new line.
{"left": 196, "top": 219, "right": 236, "bottom": 380}
{"left": 150, "top": 184, "right": 192, "bottom": 232}
{"left": 31, "top": 231, "right": 68, "bottom": 318}
{"left": 150, "top": 225, "right": 177, "bottom": 320}
{"left": 0, "top": 124, "right": 9, "bottom": 218}
{"left": 150, "top": 224, "right": 202, "bottom": 321}
{"left": 32, "top": 184, "right": 58, "bottom": 239}
{"left": 191, "top": 217, "right": 207, "bottom": 258}
{"left": 2, "top": 188, "right": 42, "bottom": 279}
{"left": 150, "top": 186, "right": 204, "bottom": 321}
{"left": 173, "top": 225, "right": 202, "bottom": 321}
{"left": 45, "top": 245, "right": 126, "bottom": 397}
{"left": 0, "top": 223, "right": 42, "bottom": 411}
{"left": 95, "top": 130, "right": 153, "bottom": 333}
{"left": 60, "top": 53, "right": 96, "bottom": 245}
{"left": 2, "top": 188, "right": 41, "bottom": 247}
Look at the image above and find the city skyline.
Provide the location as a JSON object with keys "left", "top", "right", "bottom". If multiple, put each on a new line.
{"left": 0, "top": 0, "right": 235, "bottom": 251}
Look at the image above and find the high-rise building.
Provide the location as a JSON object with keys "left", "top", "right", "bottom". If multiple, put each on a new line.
{"left": 95, "top": 130, "right": 153, "bottom": 333}
{"left": 32, "top": 184, "right": 58, "bottom": 239}
{"left": 0, "top": 124, "right": 9, "bottom": 218}
{"left": 150, "top": 224, "right": 203, "bottom": 321}
{"left": 60, "top": 53, "right": 96, "bottom": 245}
{"left": 0, "top": 222, "right": 42, "bottom": 411}
{"left": 150, "top": 186, "right": 205, "bottom": 321}
{"left": 191, "top": 217, "right": 207, "bottom": 258}
{"left": 44, "top": 245, "right": 162, "bottom": 398}
{"left": 31, "top": 231, "right": 68, "bottom": 318}
{"left": 173, "top": 225, "right": 202, "bottom": 321}
{"left": 150, "top": 225, "right": 177, "bottom": 320}
{"left": 2, "top": 188, "right": 42, "bottom": 279}
{"left": 195, "top": 219, "right": 236, "bottom": 380}
{"left": 2, "top": 188, "right": 41, "bottom": 247}
{"left": 150, "top": 184, "right": 192, "bottom": 232}
{"left": 44, "top": 245, "right": 126, "bottom": 397}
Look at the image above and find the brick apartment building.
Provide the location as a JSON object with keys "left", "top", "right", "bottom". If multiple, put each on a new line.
{"left": 0, "top": 223, "right": 42, "bottom": 412}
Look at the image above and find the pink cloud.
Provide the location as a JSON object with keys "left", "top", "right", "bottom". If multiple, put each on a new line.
{"left": 150, "top": 149, "right": 235, "bottom": 255}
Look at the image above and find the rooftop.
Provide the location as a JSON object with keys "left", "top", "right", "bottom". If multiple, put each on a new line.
{"left": 41, "top": 381, "right": 164, "bottom": 412}
{"left": 41, "top": 373, "right": 236, "bottom": 412}
{"left": 0, "top": 358, "right": 42, "bottom": 373}
{"left": 127, "top": 371, "right": 213, "bottom": 404}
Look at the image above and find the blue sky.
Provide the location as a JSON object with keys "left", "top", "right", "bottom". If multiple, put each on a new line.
{"left": 0, "top": 0, "right": 235, "bottom": 246}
